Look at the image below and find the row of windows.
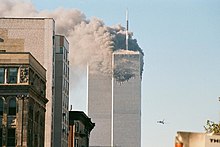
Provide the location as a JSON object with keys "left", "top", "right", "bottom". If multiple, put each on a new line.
{"left": 74, "top": 122, "right": 88, "bottom": 135}
{"left": 62, "top": 96, "right": 68, "bottom": 111}
{"left": 63, "top": 62, "right": 69, "bottom": 78}
{"left": 75, "top": 122, "right": 80, "bottom": 133}
{"left": 0, "top": 98, "right": 16, "bottom": 115}
{"left": 0, "top": 67, "right": 46, "bottom": 96}
{"left": 0, "top": 68, "right": 18, "bottom": 84}
{"left": 60, "top": 47, "right": 68, "bottom": 62}
{"left": 63, "top": 79, "right": 69, "bottom": 94}
{"left": 62, "top": 123, "right": 68, "bottom": 139}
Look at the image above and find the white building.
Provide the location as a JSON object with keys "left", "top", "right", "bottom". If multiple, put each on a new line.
{"left": 88, "top": 50, "right": 142, "bottom": 147}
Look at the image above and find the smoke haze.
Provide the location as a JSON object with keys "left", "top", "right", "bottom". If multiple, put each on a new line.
{"left": 0, "top": 0, "right": 144, "bottom": 108}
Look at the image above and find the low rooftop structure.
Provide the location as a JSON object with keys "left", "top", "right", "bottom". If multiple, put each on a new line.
{"left": 68, "top": 111, "right": 95, "bottom": 147}
{"left": 175, "top": 131, "right": 220, "bottom": 147}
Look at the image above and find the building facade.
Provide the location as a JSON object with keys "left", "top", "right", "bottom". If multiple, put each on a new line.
{"left": 88, "top": 50, "right": 142, "bottom": 147}
{"left": 0, "top": 18, "right": 55, "bottom": 147}
{"left": 0, "top": 52, "right": 48, "bottom": 147}
{"left": 54, "top": 35, "right": 69, "bottom": 147}
{"left": 112, "top": 50, "right": 141, "bottom": 147}
{"left": 175, "top": 131, "right": 220, "bottom": 147}
{"left": 68, "top": 111, "right": 95, "bottom": 147}
{"left": 87, "top": 62, "right": 112, "bottom": 146}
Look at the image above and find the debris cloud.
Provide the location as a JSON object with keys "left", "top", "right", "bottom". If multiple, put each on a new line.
{"left": 0, "top": 0, "right": 144, "bottom": 84}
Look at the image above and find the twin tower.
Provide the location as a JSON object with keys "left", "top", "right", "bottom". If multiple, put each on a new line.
{"left": 88, "top": 50, "right": 142, "bottom": 147}
{"left": 88, "top": 10, "right": 142, "bottom": 147}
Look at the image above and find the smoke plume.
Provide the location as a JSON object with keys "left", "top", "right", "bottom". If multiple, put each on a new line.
{"left": 0, "top": 0, "right": 144, "bottom": 86}
{"left": 113, "top": 50, "right": 141, "bottom": 82}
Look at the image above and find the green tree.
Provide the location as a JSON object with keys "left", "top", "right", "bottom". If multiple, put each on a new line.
{"left": 204, "top": 120, "right": 220, "bottom": 134}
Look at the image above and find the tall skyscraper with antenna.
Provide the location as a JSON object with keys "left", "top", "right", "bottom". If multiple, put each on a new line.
{"left": 111, "top": 50, "right": 141, "bottom": 147}
{"left": 88, "top": 11, "right": 142, "bottom": 147}
{"left": 126, "top": 9, "right": 129, "bottom": 50}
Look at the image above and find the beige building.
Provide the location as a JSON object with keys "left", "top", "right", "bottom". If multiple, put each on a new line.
{"left": 0, "top": 18, "right": 55, "bottom": 147}
{"left": 68, "top": 111, "right": 95, "bottom": 147}
{"left": 175, "top": 131, "right": 220, "bottom": 147}
{"left": 0, "top": 52, "right": 48, "bottom": 147}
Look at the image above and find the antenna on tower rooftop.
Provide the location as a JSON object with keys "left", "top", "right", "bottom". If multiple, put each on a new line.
{"left": 126, "top": 9, "right": 129, "bottom": 50}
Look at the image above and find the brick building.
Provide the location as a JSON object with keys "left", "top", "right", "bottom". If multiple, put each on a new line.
{"left": 0, "top": 52, "right": 48, "bottom": 147}
{"left": 68, "top": 111, "right": 95, "bottom": 147}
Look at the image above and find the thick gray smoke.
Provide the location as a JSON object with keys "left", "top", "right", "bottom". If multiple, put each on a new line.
{"left": 113, "top": 50, "right": 141, "bottom": 82}
{"left": 0, "top": 0, "right": 144, "bottom": 83}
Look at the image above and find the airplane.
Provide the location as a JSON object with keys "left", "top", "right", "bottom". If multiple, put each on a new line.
{"left": 157, "top": 119, "right": 165, "bottom": 124}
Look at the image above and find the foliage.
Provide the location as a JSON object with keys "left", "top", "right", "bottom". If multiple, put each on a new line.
{"left": 204, "top": 120, "right": 220, "bottom": 134}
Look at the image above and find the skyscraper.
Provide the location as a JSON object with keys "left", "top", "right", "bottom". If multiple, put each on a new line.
{"left": 112, "top": 50, "right": 141, "bottom": 147}
{"left": 88, "top": 62, "right": 112, "bottom": 146}
{"left": 54, "top": 35, "right": 69, "bottom": 147}
{"left": 88, "top": 50, "right": 142, "bottom": 147}
{"left": 0, "top": 18, "right": 55, "bottom": 147}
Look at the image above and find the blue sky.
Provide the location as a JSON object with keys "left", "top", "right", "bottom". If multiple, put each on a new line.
{"left": 32, "top": 0, "right": 220, "bottom": 146}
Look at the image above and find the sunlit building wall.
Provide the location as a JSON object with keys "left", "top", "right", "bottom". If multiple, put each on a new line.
{"left": 175, "top": 131, "right": 220, "bottom": 147}
{"left": 88, "top": 65, "right": 112, "bottom": 146}
{"left": 0, "top": 52, "right": 48, "bottom": 147}
{"left": 0, "top": 18, "right": 55, "bottom": 147}
{"left": 112, "top": 50, "right": 141, "bottom": 147}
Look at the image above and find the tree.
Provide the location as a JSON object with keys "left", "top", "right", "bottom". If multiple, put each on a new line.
{"left": 204, "top": 120, "right": 220, "bottom": 134}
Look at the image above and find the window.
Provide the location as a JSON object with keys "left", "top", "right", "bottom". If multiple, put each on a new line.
{"left": 8, "top": 98, "right": 16, "bottom": 115}
{"left": 7, "top": 128, "right": 16, "bottom": 146}
{"left": 7, "top": 68, "right": 18, "bottom": 84}
{"left": 0, "top": 99, "right": 3, "bottom": 115}
{"left": 34, "top": 133, "right": 38, "bottom": 147}
{"left": 0, "top": 38, "right": 3, "bottom": 42}
{"left": 0, "top": 129, "right": 2, "bottom": 146}
{"left": 74, "top": 139, "right": 78, "bottom": 147}
{"left": 52, "top": 36, "right": 55, "bottom": 46}
{"left": 29, "top": 69, "right": 34, "bottom": 85}
{"left": 64, "top": 49, "right": 66, "bottom": 59}
{"left": 65, "top": 51, "right": 68, "bottom": 61}
{"left": 0, "top": 68, "right": 4, "bottom": 83}
{"left": 28, "top": 105, "right": 33, "bottom": 147}
{"left": 75, "top": 122, "right": 79, "bottom": 133}
{"left": 60, "top": 47, "right": 63, "bottom": 54}
{"left": 29, "top": 105, "right": 33, "bottom": 120}
{"left": 35, "top": 111, "right": 39, "bottom": 123}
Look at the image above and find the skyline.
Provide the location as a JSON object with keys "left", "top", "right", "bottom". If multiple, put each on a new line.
{"left": 1, "top": 0, "right": 220, "bottom": 146}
